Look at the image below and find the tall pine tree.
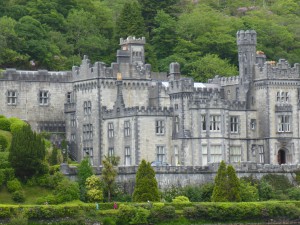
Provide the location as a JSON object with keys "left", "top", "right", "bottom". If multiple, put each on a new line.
{"left": 211, "top": 160, "right": 228, "bottom": 202}
{"left": 9, "top": 124, "right": 46, "bottom": 180}
{"left": 227, "top": 165, "right": 241, "bottom": 202}
{"left": 133, "top": 159, "right": 159, "bottom": 202}
{"left": 212, "top": 161, "right": 241, "bottom": 202}
{"left": 115, "top": 2, "right": 146, "bottom": 39}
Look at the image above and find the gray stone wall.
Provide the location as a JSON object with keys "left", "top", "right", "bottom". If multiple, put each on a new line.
{"left": 61, "top": 162, "right": 299, "bottom": 191}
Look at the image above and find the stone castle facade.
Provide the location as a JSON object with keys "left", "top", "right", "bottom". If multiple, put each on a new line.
{"left": 1, "top": 30, "right": 300, "bottom": 167}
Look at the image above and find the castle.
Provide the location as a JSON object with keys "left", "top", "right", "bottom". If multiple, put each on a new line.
{"left": 1, "top": 30, "right": 300, "bottom": 167}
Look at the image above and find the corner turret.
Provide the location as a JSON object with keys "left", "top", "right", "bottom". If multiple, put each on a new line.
{"left": 118, "top": 36, "right": 146, "bottom": 65}
{"left": 168, "top": 62, "right": 181, "bottom": 81}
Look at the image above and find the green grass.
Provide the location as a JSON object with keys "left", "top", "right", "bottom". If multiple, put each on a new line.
{"left": 0, "top": 129, "right": 12, "bottom": 151}
{"left": 0, "top": 185, "right": 53, "bottom": 205}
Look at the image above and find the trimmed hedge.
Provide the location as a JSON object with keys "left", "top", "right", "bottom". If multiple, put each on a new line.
{"left": 0, "top": 118, "right": 11, "bottom": 131}
{"left": 0, "top": 201, "right": 299, "bottom": 223}
{"left": 0, "top": 134, "right": 8, "bottom": 151}
{"left": 183, "top": 201, "right": 300, "bottom": 222}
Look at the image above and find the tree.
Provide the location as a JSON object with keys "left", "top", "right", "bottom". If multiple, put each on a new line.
{"left": 77, "top": 157, "right": 93, "bottom": 201}
{"left": 151, "top": 10, "right": 177, "bottom": 65}
{"left": 211, "top": 161, "right": 241, "bottom": 202}
{"left": 138, "top": 0, "right": 180, "bottom": 36}
{"left": 133, "top": 159, "right": 160, "bottom": 202}
{"left": 101, "top": 155, "right": 119, "bottom": 202}
{"left": 85, "top": 175, "right": 103, "bottom": 202}
{"left": 8, "top": 125, "right": 47, "bottom": 181}
{"left": 115, "top": 2, "right": 146, "bottom": 39}
{"left": 227, "top": 165, "right": 241, "bottom": 202}
{"left": 211, "top": 161, "right": 228, "bottom": 202}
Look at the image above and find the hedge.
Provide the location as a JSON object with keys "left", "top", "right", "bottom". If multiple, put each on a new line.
{"left": 0, "top": 118, "right": 11, "bottom": 131}
{"left": 0, "top": 201, "right": 299, "bottom": 223}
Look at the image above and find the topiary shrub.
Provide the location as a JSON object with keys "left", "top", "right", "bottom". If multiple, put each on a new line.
{"left": 172, "top": 195, "right": 190, "bottom": 203}
{"left": 7, "top": 178, "right": 22, "bottom": 193}
{"left": 0, "top": 135, "right": 8, "bottom": 152}
{"left": 0, "top": 118, "right": 11, "bottom": 131}
{"left": 11, "top": 190, "right": 25, "bottom": 203}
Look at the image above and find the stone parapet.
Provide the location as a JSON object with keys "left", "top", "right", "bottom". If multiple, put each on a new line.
{"left": 2, "top": 69, "right": 72, "bottom": 82}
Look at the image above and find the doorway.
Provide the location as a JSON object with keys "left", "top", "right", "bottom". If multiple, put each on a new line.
{"left": 277, "top": 149, "right": 286, "bottom": 165}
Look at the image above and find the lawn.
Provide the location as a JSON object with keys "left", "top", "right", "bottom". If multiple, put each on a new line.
{"left": 0, "top": 185, "right": 53, "bottom": 205}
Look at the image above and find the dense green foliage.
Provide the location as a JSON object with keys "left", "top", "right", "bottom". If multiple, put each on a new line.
{"left": 133, "top": 159, "right": 160, "bottom": 202}
{"left": 212, "top": 161, "right": 241, "bottom": 202}
{"left": 0, "top": 0, "right": 299, "bottom": 82}
{"left": 0, "top": 134, "right": 8, "bottom": 151}
{"left": 77, "top": 157, "right": 94, "bottom": 201}
{"left": 102, "top": 155, "right": 119, "bottom": 202}
{"left": 8, "top": 125, "right": 47, "bottom": 180}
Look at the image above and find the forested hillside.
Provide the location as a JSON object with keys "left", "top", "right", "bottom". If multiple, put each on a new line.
{"left": 0, "top": 0, "right": 299, "bottom": 82}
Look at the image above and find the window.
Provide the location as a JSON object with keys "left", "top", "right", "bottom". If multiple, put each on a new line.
{"left": 211, "top": 145, "right": 222, "bottom": 163}
{"left": 71, "top": 113, "right": 76, "bottom": 127}
{"left": 174, "top": 116, "right": 179, "bottom": 133}
{"left": 230, "top": 146, "right": 241, "bottom": 162}
{"left": 250, "top": 119, "right": 256, "bottom": 130}
{"left": 84, "top": 101, "right": 92, "bottom": 115}
{"left": 108, "top": 147, "right": 114, "bottom": 157}
{"left": 7, "top": 90, "right": 17, "bottom": 105}
{"left": 125, "top": 147, "right": 131, "bottom": 166}
{"left": 209, "top": 115, "right": 220, "bottom": 131}
{"left": 83, "top": 124, "right": 93, "bottom": 140}
{"left": 71, "top": 133, "right": 76, "bottom": 141}
{"left": 202, "top": 145, "right": 208, "bottom": 166}
{"left": 175, "top": 104, "right": 178, "bottom": 110}
{"left": 277, "top": 91, "right": 289, "bottom": 103}
{"left": 259, "top": 145, "right": 264, "bottom": 163}
{"left": 230, "top": 116, "right": 239, "bottom": 133}
{"left": 201, "top": 115, "right": 206, "bottom": 131}
{"left": 236, "top": 87, "right": 239, "bottom": 100}
{"left": 227, "top": 90, "right": 230, "bottom": 98}
{"left": 83, "top": 147, "right": 93, "bottom": 165}
{"left": 124, "top": 121, "right": 130, "bottom": 137}
{"left": 108, "top": 123, "right": 114, "bottom": 138}
{"left": 174, "top": 146, "right": 179, "bottom": 165}
{"left": 39, "top": 90, "right": 49, "bottom": 105}
{"left": 156, "top": 146, "right": 165, "bottom": 162}
{"left": 67, "top": 92, "right": 72, "bottom": 103}
{"left": 155, "top": 120, "right": 165, "bottom": 135}
{"left": 278, "top": 115, "right": 291, "bottom": 132}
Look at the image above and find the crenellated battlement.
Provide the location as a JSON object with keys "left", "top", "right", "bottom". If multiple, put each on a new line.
{"left": 1, "top": 68, "right": 72, "bottom": 82}
{"left": 168, "top": 78, "right": 194, "bottom": 94}
{"left": 120, "top": 36, "right": 146, "bottom": 46}
{"left": 208, "top": 75, "right": 240, "bottom": 86}
{"left": 265, "top": 59, "right": 300, "bottom": 79}
{"left": 227, "top": 100, "right": 246, "bottom": 110}
{"left": 72, "top": 55, "right": 114, "bottom": 80}
{"left": 102, "top": 105, "right": 173, "bottom": 119}
{"left": 236, "top": 30, "right": 257, "bottom": 46}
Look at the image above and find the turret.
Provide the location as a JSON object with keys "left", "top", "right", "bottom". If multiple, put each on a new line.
{"left": 168, "top": 62, "right": 181, "bottom": 81}
{"left": 118, "top": 36, "right": 146, "bottom": 65}
{"left": 237, "top": 30, "right": 257, "bottom": 82}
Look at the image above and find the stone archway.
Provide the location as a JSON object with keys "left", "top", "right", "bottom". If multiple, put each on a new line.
{"left": 277, "top": 149, "right": 286, "bottom": 165}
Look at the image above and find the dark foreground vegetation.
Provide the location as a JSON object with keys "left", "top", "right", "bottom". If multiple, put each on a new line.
{"left": 2, "top": 201, "right": 300, "bottom": 225}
